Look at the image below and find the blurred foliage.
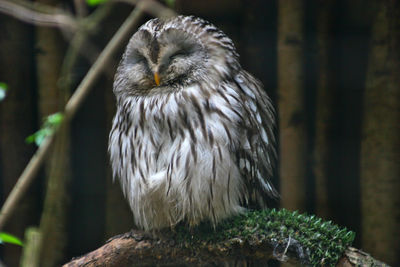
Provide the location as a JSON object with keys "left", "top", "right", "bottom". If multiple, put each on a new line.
{"left": 0, "top": 232, "right": 23, "bottom": 246}
{"left": 0, "top": 82, "right": 8, "bottom": 101}
{"left": 26, "top": 112, "right": 64, "bottom": 146}
{"left": 86, "top": 0, "right": 108, "bottom": 7}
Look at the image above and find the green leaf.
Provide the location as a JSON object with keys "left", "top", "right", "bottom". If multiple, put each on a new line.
{"left": 0, "top": 82, "right": 8, "bottom": 101}
{"left": 86, "top": 0, "right": 107, "bottom": 6}
{"left": 26, "top": 128, "right": 51, "bottom": 146}
{"left": 25, "top": 133, "right": 36, "bottom": 144}
{"left": 26, "top": 112, "right": 64, "bottom": 146}
{"left": 0, "top": 232, "right": 23, "bottom": 246}
{"left": 46, "top": 112, "right": 64, "bottom": 125}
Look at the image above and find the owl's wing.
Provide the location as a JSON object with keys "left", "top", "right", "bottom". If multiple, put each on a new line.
{"left": 234, "top": 71, "right": 279, "bottom": 206}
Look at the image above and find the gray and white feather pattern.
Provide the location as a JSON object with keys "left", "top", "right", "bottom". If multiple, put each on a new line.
{"left": 109, "top": 15, "right": 278, "bottom": 230}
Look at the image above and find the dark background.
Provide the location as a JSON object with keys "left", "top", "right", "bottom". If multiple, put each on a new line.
{"left": 0, "top": 0, "right": 399, "bottom": 266}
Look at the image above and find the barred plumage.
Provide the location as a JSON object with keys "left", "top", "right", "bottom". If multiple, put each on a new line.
{"left": 109, "top": 15, "right": 277, "bottom": 230}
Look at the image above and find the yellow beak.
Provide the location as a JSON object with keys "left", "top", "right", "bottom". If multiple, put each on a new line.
{"left": 154, "top": 72, "right": 160, "bottom": 86}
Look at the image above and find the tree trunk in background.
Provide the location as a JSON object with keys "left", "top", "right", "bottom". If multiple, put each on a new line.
{"left": 0, "top": 15, "right": 37, "bottom": 267}
{"left": 313, "top": 0, "right": 335, "bottom": 219}
{"left": 361, "top": 1, "right": 400, "bottom": 265}
{"left": 278, "top": 0, "right": 307, "bottom": 212}
{"left": 39, "top": 124, "right": 71, "bottom": 267}
{"left": 34, "top": 0, "right": 70, "bottom": 266}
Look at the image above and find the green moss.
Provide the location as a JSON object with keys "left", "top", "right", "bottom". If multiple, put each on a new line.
{"left": 174, "top": 209, "right": 355, "bottom": 266}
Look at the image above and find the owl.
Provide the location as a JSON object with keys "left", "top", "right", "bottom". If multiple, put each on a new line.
{"left": 109, "top": 15, "right": 278, "bottom": 231}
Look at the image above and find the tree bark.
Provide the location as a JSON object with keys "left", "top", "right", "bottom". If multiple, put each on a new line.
{"left": 277, "top": 0, "right": 307, "bottom": 211}
{"left": 63, "top": 230, "right": 276, "bottom": 267}
{"left": 313, "top": 0, "right": 336, "bottom": 220}
{"left": 361, "top": 0, "right": 400, "bottom": 265}
{"left": 0, "top": 13, "right": 37, "bottom": 267}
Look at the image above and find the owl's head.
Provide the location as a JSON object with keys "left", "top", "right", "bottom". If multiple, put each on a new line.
{"left": 114, "top": 15, "right": 240, "bottom": 97}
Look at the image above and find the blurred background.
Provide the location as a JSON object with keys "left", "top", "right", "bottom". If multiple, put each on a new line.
{"left": 0, "top": 0, "right": 399, "bottom": 266}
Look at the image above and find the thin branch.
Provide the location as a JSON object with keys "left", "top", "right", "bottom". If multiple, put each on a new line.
{"left": 0, "top": 135, "right": 56, "bottom": 231}
{"left": 0, "top": 0, "right": 77, "bottom": 31}
{"left": 0, "top": 4, "right": 145, "bottom": 231}
{"left": 0, "top": 0, "right": 177, "bottom": 31}
{"left": 59, "top": 2, "right": 119, "bottom": 90}
{"left": 73, "top": 0, "right": 88, "bottom": 18}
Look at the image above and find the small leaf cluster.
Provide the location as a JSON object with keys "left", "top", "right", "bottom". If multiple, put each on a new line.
{"left": 26, "top": 112, "right": 64, "bottom": 146}
{"left": 175, "top": 209, "right": 355, "bottom": 266}
{"left": 0, "top": 82, "right": 8, "bottom": 101}
{"left": 86, "top": 0, "right": 107, "bottom": 7}
{"left": 0, "top": 232, "right": 23, "bottom": 246}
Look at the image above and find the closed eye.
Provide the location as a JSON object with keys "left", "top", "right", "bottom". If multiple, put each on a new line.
{"left": 134, "top": 54, "right": 147, "bottom": 65}
{"left": 127, "top": 50, "right": 148, "bottom": 66}
{"left": 136, "top": 54, "right": 147, "bottom": 63}
{"left": 169, "top": 50, "right": 190, "bottom": 60}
